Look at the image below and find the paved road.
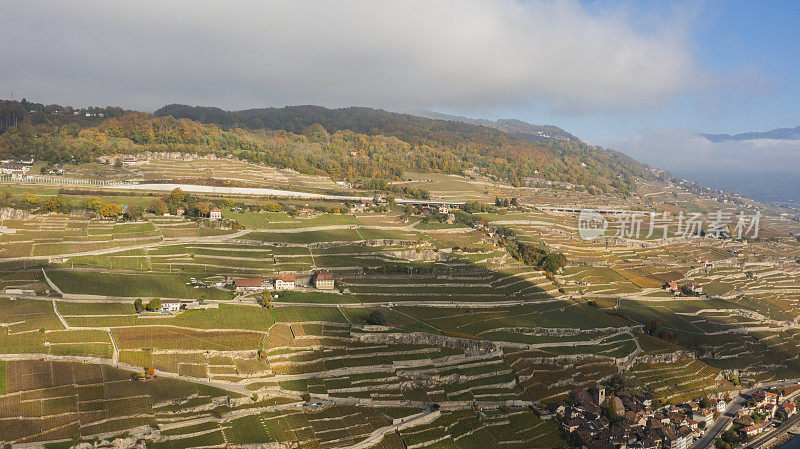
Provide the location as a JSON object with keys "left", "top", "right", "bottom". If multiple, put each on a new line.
{"left": 691, "top": 394, "right": 746, "bottom": 449}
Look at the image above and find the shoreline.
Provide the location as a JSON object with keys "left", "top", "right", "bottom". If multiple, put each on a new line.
{"left": 760, "top": 427, "right": 799, "bottom": 449}
{"left": 769, "top": 432, "right": 794, "bottom": 448}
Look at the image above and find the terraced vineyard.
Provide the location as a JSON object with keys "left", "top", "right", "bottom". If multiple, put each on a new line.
{"left": 1, "top": 162, "right": 799, "bottom": 448}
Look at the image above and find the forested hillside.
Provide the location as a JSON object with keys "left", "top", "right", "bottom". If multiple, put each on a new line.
{"left": 0, "top": 100, "right": 649, "bottom": 195}
{"left": 156, "top": 104, "right": 648, "bottom": 194}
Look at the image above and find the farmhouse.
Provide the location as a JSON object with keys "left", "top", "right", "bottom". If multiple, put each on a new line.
{"left": 311, "top": 270, "right": 334, "bottom": 290}
{"left": 687, "top": 282, "right": 703, "bottom": 295}
{"left": 159, "top": 300, "right": 182, "bottom": 313}
{"left": 234, "top": 278, "right": 268, "bottom": 292}
{"left": 274, "top": 274, "right": 295, "bottom": 291}
{"left": 176, "top": 207, "right": 185, "bottom": 217}
{"left": 209, "top": 208, "right": 222, "bottom": 220}
{"left": 298, "top": 208, "right": 317, "bottom": 219}
{"left": 1, "top": 163, "right": 30, "bottom": 175}
{"left": 665, "top": 281, "right": 680, "bottom": 294}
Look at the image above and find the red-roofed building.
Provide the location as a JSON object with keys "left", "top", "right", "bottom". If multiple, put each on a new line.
{"left": 782, "top": 401, "right": 796, "bottom": 418}
{"left": 311, "top": 270, "right": 334, "bottom": 290}
{"left": 752, "top": 390, "right": 778, "bottom": 407}
{"left": 234, "top": 278, "right": 267, "bottom": 292}
{"left": 687, "top": 282, "right": 703, "bottom": 294}
{"left": 665, "top": 281, "right": 680, "bottom": 294}
{"left": 741, "top": 421, "right": 767, "bottom": 437}
{"left": 274, "top": 274, "right": 295, "bottom": 291}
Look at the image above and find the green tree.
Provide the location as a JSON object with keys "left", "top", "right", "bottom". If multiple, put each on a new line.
{"left": 257, "top": 292, "right": 273, "bottom": 309}
{"left": 134, "top": 298, "right": 144, "bottom": 313}
{"left": 145, "top": 298, "right": 162, "bottom": 312}
{"left": 542, "top": 253, "right": 567, "bottom": 273}
{"left": 167, "top": 187, "right": 186, "bottom": 204}
{"left": 366, "top": 310, "right": 387, "bottom": 326}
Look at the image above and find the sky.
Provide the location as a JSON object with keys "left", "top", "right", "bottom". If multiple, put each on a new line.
{"left": 1, "top": 0, "right": 799, "bottom": 189}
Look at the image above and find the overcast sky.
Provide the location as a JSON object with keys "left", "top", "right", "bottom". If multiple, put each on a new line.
{"left": 2, "top": 0, "right": 799, "bottom": 180}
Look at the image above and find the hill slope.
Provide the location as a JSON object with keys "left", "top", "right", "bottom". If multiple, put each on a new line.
{"left": 0, "top": 99, "right": 648, "bottom": 195}
{"left": 156, "top": 104, "right": 648, "bottom": 194}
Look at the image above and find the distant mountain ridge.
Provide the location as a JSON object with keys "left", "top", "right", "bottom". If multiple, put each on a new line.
{"left": 700, "top": 125, "right": 800, "bottom": 142}
{"left": 415, "top": 111, "right": 583, "bottom": 144}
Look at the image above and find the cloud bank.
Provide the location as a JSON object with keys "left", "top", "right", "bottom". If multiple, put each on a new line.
{"left": 0, "top": 0, "right": 698, "bottom": 113}
{"left": 611, "top": 130, "right": 800, "bottom": 175}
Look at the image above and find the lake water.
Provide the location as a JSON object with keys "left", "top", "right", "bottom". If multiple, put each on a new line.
{"left": 776, "top": 435, "right": 800, "bottom": 448}
{"left": 677, "top": 170, "right": 800, "bottom": 207}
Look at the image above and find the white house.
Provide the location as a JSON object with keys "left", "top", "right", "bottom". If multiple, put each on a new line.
{"left": 209, "top": 208, "right": 222, "bottom": 220}
{"left": 311, "top": 270, "right": 335, "bottom": 290}
{"left": 159, "top": 300, "right": 182, "bottom": 313}
{"left": 274, "top": 275, "right": 295, "bottom": 291}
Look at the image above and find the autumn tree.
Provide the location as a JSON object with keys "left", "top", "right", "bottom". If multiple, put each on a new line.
{"left": 123, "top": 204, "right": 143, "bottom": 221}
{"left": 148, "top": 199, "right": 168, "bottom": 215}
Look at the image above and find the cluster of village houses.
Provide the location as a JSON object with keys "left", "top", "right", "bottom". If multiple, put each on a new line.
{"left": 1, "top": 157, "right": 34, "bottom": 178}
{"left": 558, "top": 385, "right": 798, "bottom": 449}
{"left": 733, "top": 389, "right": 797, "bottom": 437}
{"left": 558, "top": 386, "right": 717, "bottom": 449}
{"left": 663, "top": 280, "right": 704, "bottom": 296}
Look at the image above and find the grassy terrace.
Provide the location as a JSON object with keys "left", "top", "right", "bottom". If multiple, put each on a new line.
{"left": 47, "top": 270, "right": 233, "bottom": 300}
